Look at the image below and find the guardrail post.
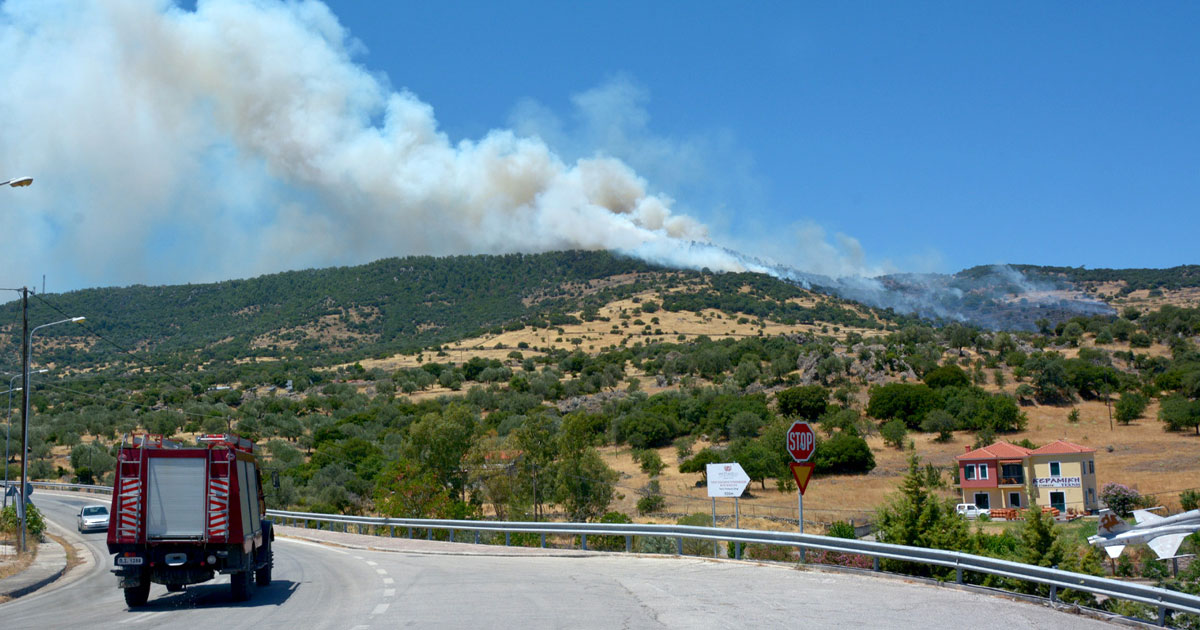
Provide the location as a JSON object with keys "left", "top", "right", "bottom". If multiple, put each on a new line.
{"left": 735, "top": 542, "right": 741, "bottom": 560}
{"left": 427, "top": 528, "right": 432, "bottom": 540}
{"left": 506, "top": 532, "right": 511, "bottom": 546}
{"left": 450, "top": 529, "right": 455, "bottom": 543}
{"left": 873, "top": 556, "right": 880, "bottom": 572}
{"left": 540, "top": 533, "right": 546, "bottom": 548}
{"left": 475, "top": 531, "right": 480, "bottom": 545}
{"left": 582, "top": 534, "right": 587, "bottom": 551}
{"left": 1158, "top": 604, "right": 1167, "bottom": 627}
{"left": 956, "top": 563, "right": 963, "bottom": 585}
{"left": 389, "top": 525, "right": 395, "bottom": 537}
{"left": 625, "top": 535, "right": 631, "bottom": 553}
{"left": 676, "top": 538, "right": 683, "bottom": 555}
{"left": 1048, "top": 565, "right": 1057, "bottom": 603}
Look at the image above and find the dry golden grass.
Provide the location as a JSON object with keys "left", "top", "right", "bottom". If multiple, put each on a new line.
{"left": 600, "top": 363, "right": 1200, "bottom": 528}
{"left": 349, "top": 287, "right": 887, "bottom": 373}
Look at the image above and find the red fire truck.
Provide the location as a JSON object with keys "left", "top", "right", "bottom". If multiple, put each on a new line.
{"left": 106, "top": 434, "right": 274, "bottom": 606}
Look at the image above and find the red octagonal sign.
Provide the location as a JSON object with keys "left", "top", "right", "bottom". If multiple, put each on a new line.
{"left": 786, "top": 421, "right": 816, "bottom": 462}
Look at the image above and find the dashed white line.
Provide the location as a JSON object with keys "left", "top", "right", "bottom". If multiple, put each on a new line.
{"left": 366, "top": 560, "right": 378, "bottom": 566}
{"left": 121, "top": 612, "right": 162, "bottom": 624}
{"left": 372, "top": 603, "right": 390, "bottom": 615}
{"left": 383, "top": 577, "right": 394, "bottom": 585}
{"left": 375, "top": 568, "right": 387, "bottom": 575}
{"left": 384, "top": 588, "right": 396, "bottom": 597}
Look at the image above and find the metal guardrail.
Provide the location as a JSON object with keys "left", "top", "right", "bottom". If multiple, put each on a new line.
{"left": 32, "top": 482, "right": 1200, "bottom": 626}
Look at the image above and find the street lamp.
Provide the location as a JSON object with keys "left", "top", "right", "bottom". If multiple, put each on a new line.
{"left": 4, "top": 371, "right": 46, "bottom": 509}
{"left": 18, "top": 316, "right": 84, "bottom": 552}
{"left": 2, "top": 176, "right": 33, "bottom": 188}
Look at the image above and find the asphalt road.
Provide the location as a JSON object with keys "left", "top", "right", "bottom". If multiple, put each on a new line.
{"left": 1, "top": 493, "right": 1122, "bottom": 629}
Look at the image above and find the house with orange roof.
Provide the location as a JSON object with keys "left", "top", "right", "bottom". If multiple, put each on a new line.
{"left": 955, "top": 439, "right": 1098, "bottom": 514}
{"left": 955, "top": 442, "right": 1033, "bottom": 512}
{"left": 1028, "top": 440, "right": 1098, "bottom": 514}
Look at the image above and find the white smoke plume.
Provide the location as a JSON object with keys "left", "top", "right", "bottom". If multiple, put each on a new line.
{"left": 0, "top": 0, "right": 787, "bottom": 290}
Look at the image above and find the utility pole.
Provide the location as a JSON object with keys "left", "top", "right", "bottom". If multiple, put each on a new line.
{"left": 18, "top": 287, "right": 29, "bottom": 553}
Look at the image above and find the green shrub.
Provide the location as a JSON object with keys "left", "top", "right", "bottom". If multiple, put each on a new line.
{"left": 636, "top": 494, "right": 666, "bottom": 515}
{"left": 742, "top": 543, "right": 795, "bottom": 562}
{"left": 814, "top": 431, "right": 876, "bottom": 474}
{"left": 1181, "top": 489, "right": 1200, "bottom": 511}
{"left": 635, "top": 535, "right": 677, "bottom": 554}
{"left": 0, "top": 503, "right": 46, "bottom": 542}
{"left": 826, "top": 520, "right": 856, "bottom": 539}
{"left": 677, "top": 513, "right": 716, "bottom": 556}
{"left": 587, "top": 511, "right": 632, "bottom": 551}
{"left": 880, "top": 419, "right": 907, "bottom": 449}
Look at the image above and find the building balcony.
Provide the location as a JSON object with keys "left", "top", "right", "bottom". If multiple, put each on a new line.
{"left": 998, "top": 476, "right": 1025, "bottom": 486}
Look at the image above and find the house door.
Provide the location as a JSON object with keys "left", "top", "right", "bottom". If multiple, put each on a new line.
{"left": 1050, "top": 492, "right": 1066, "bottom": 513}
{"left": 1008, "top": 492, "right": 1021, "bottom": 508}
{"left": 973, "top": 492, "right": 990, "bottom": 510}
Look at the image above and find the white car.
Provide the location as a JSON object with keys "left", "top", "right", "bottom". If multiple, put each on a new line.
{"left": 955, "top": 504, "right": 989, "bottom": 519}
{"left": 77, "top": 505, "right": 110, "bottom": 533}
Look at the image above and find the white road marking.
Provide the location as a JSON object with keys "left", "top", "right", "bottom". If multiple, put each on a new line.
{"left": 121, "top": 612, "right": 162, "bottom": 624}
{"left": 366, "top": 560, "right": 378, "bottom": 566}
{"left": 384, "top": 588, "right": 395, "bottom": 597}
{"left": 383, "top": 577, "right": 394, "bottom": 585}
{"left": 372, "top": 603, "right": 390, "bottom": 615}
{"left": 275, "top": 537, "right": 350, "bottom": 555}
{"left": 375, "top": 568, "right": 387, "bottom": 575}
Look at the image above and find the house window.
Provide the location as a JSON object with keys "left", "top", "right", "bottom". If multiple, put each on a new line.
{"left": 1000, "top": 463, "right": 1024, "bottom": 483}
{"left": 1008, "top": 492, "right": 1021, "bottom": 508}
{"left": 1049, "top": 461, "right": 1061, "bottom": 476}
{"left": 964, "top": 465, "right": 976, "bottom": 480}
{"left": 1087, "top": 488, "right": 1095, "bottom": 505}
{"left": 1088, "top": 460, "right": 1094, "bottom": 475}
{"left": 978, "top": 464, "right": 988, "bottom": 480}
{"left": 974, "top": 492, "right": 990, "bottom": 510}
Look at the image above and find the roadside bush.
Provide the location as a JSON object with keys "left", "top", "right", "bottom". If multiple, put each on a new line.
{"left": 635, "top": 535, "right": 677, "bottom": 554}
{"left": 742, "top": 543, "right": 795, "bottom": 562}
{"left": 587, "top": 511, "right": 632, "bottom": 551}
{"left": 677, "top": 513, "right": 716, "bottom": 556}
{"left": 0, "top": 503, "right": 46, "bottom": 542}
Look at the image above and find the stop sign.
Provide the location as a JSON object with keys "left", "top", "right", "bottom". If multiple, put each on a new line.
{"left": 786, "top": 421, "right": 816, "bottom": 462}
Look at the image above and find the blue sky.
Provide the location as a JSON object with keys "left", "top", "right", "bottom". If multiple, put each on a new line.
{"left": 1, "top": 1, "right": 1197, "bottom": 294}
{"left": 322, "top": 1, "right": 1200, "bottom": 272}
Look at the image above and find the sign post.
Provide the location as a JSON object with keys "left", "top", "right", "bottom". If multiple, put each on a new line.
{"left": 786, "top": 421, "right": 816, "bottom": 535}
{"left": 706, "top": 463, "right": 751, "bottom": 558}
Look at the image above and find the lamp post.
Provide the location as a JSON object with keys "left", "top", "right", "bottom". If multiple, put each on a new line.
{"left": 1, "top": 176, "right": 33, "bottom": 188}
{"left": 18, "top": 315, "right": 84, "bottom": 552}
{"left": 4, "top": 371, "right": 46, "bottom": 510}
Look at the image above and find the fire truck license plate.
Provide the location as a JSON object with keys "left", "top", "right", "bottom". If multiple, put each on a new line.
{"left": 116, "top": 557, "right": 144, "bottom": 565}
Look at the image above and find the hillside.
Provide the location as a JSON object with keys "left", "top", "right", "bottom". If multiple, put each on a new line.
{"left": 0, "top": 250, "right": 904, "bottom": 371}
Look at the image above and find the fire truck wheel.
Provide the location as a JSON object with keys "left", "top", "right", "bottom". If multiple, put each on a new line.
{"left": 255, "top": 557, "right": 272, "bottom": 587}
{"left": 124, "top": 581, "right": 150, "bottom": 607}
{"left": 230, "top": 570, "right": 252, "bottom": 602}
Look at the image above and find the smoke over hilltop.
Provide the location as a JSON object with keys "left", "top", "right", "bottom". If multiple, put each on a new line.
{"left": 0, "top": 0, "right": 770, "bottom": 288}
{"left": 0, "top": 1, "right": 1109, "bottom": 329}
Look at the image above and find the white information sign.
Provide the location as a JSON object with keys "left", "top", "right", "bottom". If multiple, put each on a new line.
{"left": 706, "top": 462, "right": 751, "bottom": 498}
{"left": 1035, "top": 477, "right": 1082, "bottom": 488}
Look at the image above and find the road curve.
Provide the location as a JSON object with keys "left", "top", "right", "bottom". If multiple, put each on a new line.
{"left": 3, "top": 493, "right": 1121, "bottom": 629}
